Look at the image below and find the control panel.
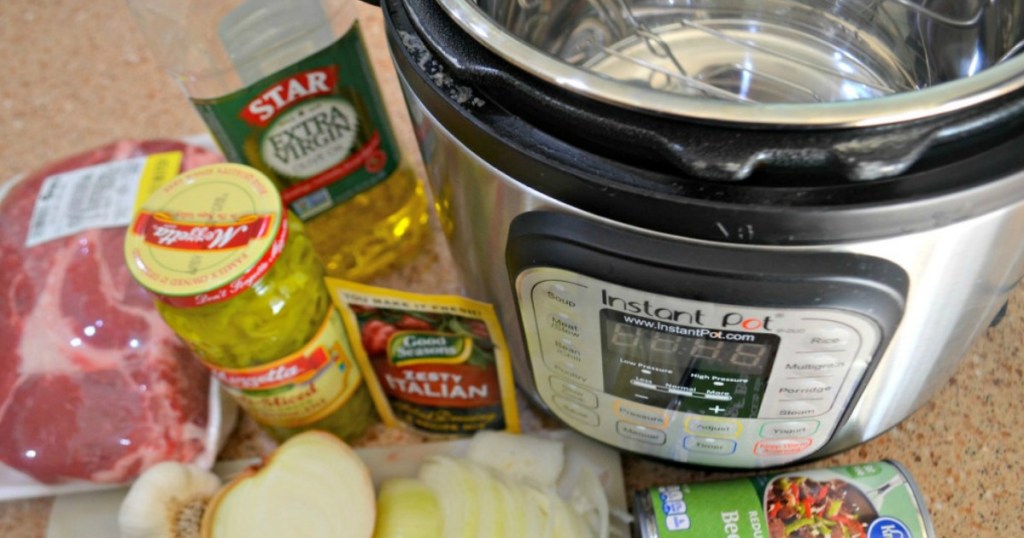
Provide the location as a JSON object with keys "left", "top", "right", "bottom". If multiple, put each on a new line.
{"left": 515, "top": 268, "right": 881, "bottom": 468}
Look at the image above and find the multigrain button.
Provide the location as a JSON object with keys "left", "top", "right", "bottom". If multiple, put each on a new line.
{"left": 782, "top": 355, "right": 849, "bottom": 378}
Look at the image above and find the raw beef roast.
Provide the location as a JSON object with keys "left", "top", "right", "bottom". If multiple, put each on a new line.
{"left": 0, "top": 140, "right": 222, "bottom": 484}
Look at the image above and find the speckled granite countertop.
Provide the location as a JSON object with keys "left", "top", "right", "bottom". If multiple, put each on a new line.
{"left": 1, "top": 1, "right": 1021, "bottom": 536}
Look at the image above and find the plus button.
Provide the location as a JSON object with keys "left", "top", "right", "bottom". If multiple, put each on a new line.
{"left": 709, "top": 405, "right": 725, "bottom": 414}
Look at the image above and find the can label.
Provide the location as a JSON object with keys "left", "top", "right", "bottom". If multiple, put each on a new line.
{"left": 204, "top": 307, "right": 364, "bottom": 427}
{"left": 636, "top": 461, "right": 932, "bottom": 538}
{"left": 191, "top": 22, "right": 401, "bottom": 221}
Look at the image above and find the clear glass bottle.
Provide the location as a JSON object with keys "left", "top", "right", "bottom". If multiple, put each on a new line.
{"left": 127, "top": 0, "right": 429, "bottom": 281}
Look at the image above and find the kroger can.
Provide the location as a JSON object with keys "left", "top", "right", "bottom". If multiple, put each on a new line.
{"left": 633, "top": 460, "right": 934, "bottom": 538}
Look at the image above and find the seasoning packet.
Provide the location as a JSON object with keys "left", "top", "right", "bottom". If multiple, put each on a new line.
{"left": 326, "top": 278, "right": 520, "bottom": 437}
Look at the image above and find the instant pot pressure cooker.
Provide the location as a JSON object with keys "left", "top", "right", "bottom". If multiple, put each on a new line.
{"left": 373, "top": 0, "right": 1024, "bottom": 468}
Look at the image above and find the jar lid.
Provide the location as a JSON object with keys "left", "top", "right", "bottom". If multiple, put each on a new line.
{"left": 125, "top": 163, "right": 287, "bottom": 307}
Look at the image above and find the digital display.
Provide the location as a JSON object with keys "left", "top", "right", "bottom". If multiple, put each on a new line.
{"left": 600, "top": 309, "right": 780, "bottom": 418}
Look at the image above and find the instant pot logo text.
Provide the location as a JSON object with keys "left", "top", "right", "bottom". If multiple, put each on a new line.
{"left": 601, "top": 289, "right": 772, "bottom": 330}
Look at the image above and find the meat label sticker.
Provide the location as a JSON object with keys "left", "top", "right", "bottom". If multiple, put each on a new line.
{"left": 24, "top": 151, "right": 182, "bottom": 248}
{"left": 326, "top": 278, "right": 521, "bottom": 437}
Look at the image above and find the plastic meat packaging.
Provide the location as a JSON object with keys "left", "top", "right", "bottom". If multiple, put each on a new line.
{"left": 0, "top": 139, "right": 237, "bottom": 500}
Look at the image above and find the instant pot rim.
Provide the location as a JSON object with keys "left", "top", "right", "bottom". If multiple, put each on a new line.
{"left": 432, "top": 0, "right": 1024, "bottom": 129}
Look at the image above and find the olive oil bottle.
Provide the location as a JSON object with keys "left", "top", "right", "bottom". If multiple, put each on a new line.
{"left": 128, "top": 0, "right": 428, "bottom": 280}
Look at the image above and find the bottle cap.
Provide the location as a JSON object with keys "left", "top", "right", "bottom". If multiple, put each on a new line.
{"left": 125, "top": 163, "right": 286, "bottom": 307}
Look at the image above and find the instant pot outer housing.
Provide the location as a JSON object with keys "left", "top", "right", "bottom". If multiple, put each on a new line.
{"left": 374, "top": 0, "right": 1024, "bottom": 468}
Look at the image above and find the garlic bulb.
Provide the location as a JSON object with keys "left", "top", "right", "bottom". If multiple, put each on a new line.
{"left": 118, "top": 461, "right": 222, "bottom": 538}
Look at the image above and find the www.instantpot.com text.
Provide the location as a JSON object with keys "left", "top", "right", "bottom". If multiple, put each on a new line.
{"left": 619, "top": 315, "right": 758, "bottom": 342}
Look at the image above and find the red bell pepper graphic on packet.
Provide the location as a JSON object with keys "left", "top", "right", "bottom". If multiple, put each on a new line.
{"left": 327, "top": 279, "right": 520, "bottom": 437}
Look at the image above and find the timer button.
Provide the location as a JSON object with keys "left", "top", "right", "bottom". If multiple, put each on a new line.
{"left": 682, "top": 436, "right": 737, "bottom": 456}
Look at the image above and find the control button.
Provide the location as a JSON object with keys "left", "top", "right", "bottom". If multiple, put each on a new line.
{"left": 549, "top": 377, "right": 598, "bottom": 408}
{"left": 800, "top": 328, "right": 855, "bottom": 350}
{"left": 616, "top": 421, "right": 667, "bottom": 445}
{"left": 682, "top": 436, "right": 737, "bottom": 456}
{"left": 760, "top": 421, "right": 820, "bottom": 439}
{"left": 548, "top": 312, "right": 581, "bottom": 338}
{"left": 782, "top": 355, "right": 850, "bottom": 378}
{"left": 614, "top": 401, "right": 670, "bottom": 429}
{"left": 685, "top": 417, "right": 742, "bottom": 439}
{"left": 552, "top": 395, "right": 600, "bottom": 427}
{"left": 771, "top": 399, "right": 830, "bottom": 418}
{"left": 549, "top": 360, "right": 589, "bottom": 385}
{"left": 777, "top": 378, "right": 838, "bottom": 400}
{"left": 754, "top": 438, "right": 814, "bottom": 456}
{"left": 552, "top": 337, "right": 583, "bottom": 362}
{"left": 543, "top": 284, "right": 579, "bottom": 310}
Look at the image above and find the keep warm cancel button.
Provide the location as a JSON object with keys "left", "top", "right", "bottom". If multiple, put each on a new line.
{"left": 754, "top": 438, "right": 814, "bottom": 456}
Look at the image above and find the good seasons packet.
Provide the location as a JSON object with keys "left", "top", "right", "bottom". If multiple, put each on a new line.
{"left": 326, "top": 278, "right": 520, "bottom": 437}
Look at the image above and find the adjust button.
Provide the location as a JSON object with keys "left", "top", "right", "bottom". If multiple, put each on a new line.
{"left": 685, "top": 417, "right": 742, "bottom": 439}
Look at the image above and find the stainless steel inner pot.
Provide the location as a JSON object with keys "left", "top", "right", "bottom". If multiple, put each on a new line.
{"left": 438, "top": 0, "right": 1024, "bottom": 126}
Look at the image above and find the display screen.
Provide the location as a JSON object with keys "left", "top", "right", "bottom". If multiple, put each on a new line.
{"left": 600, "top": 309, "right": 780, "bottom": 418}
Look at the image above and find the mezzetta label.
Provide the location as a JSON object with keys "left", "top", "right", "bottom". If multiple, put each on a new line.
{"left": 206, "top": 308, "right": 362, "bottom": 427}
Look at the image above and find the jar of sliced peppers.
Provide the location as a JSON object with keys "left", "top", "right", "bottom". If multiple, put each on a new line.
{"left": 124, "top": 163, "right": 375, "bottom": 442}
